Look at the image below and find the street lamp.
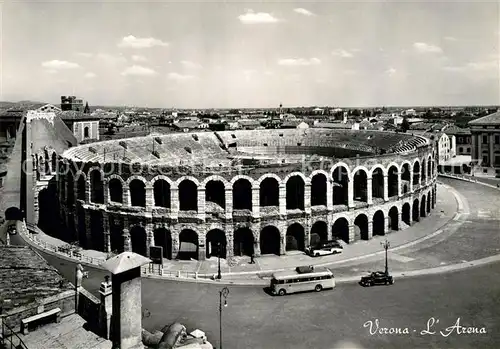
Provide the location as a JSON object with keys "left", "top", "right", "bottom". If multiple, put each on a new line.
{"left": 217, "top": 242, "right": 222, "bottom": 280}
{"left": 219, "top": 287, "right": 229, "bottom": 349}
{"left": 381, "top": 239, "right": 390, "bottom": 275}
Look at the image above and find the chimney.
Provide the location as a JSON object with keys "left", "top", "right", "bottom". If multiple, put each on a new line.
{"left": 101, "top": 252, "right": 151, "bottom": 349}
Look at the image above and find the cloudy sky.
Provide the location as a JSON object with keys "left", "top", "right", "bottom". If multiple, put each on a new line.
{"left": 2, "top": 1, "right": 499, "bottom": 108}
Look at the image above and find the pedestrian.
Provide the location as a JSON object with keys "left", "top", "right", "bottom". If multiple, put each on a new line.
{"left": 250, "top": 254, "right": 255, "bottom": 264}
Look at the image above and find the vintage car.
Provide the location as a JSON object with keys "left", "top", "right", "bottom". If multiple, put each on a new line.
{"left": 359, "top": 271, "right": 394, "bottom": 287}
{"left": 306, "top": 240, "right": 343, "bottom": 257}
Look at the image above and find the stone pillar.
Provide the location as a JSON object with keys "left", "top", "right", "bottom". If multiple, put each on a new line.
{"left": 478, "top": 133, "right": 483, "bottom": 166}
{"left": 347, "top": 179, "right": 354, "bottom": 209}
{"left": 490, "top": 133, "right": 495, "bottom": 167}
{"left": 99, "top": 276, "right": 113, "bottom": 340}
{"left": 384, "top": 216, "right": 390, "bottom": 234}
{"left": 279, "top": 184, "right": 286, "bottom": 215}
{"left": 225, "top": 189, "right": 233, "bottom": 219}
{"left": 103, "top": 213, "right": 111, "bottom": 253}
{"left": 251, "top": 186, "right": 260, "bottom": 218}
{"left": 383, "top": 175, "right": 389, "bottom": 202}
{"left": 103, "top": 181, "right": 109, "bottom": 205}
{"left": 397, "top": 212, "right": 402, "bottom": 230}
{"left": 171, "top": 231, "right": 180, "bottom": 258}
{"left": 198, "top": 233, "right": 206, "bottom": 261}
{"left": 304, "top": 181, "right": 311, "bottom": 214}
{"left": 145, "top": 220, "right": 154, "bottom": 257}
{"left": 279, "top": 233, "right": 286, "bottom": 256}
{"left": 409, "top": 170, "right": 414, "bottom": 193}
{"left": 84, "top": 210, "right": 92, "bottom": 249}
{"left": 367, "top": 221, "right": 373, "bottom": 240}
{"left": 123, "top": 187, "right": 130, "bottom": 207}
{"left": 123, "top": 228, "right": 131, "bottom": 252}
{"left": 102, "top": 253, "right": 151, "bottom": 349}
{"left": 348, "top": 224, "right": 356, "bottom": 243}
{"left": 226, "top": 229, "right": 234, "bottom": 258}
{"left": 367, "top": 178, "right": 373, "bottom": 205}
{"left": 197, "top": 188, "right": 206, "bottom": 220}
{"left": 327, "top": 216, "right": 333, "bottom": 241}
{"left": 170, "top": 187, "right": 179, "bottom": 220}
{"left": 253, "top": 237, "right": 261, "bottom": 257}
{"left": 145, "top": 185, "right": 154, "bottom": 212}
{"left": 326, "top": 179, "right": 333, "bottom": 211}
{"left": 398, "top": 171, "right": 403, "bottom": 199}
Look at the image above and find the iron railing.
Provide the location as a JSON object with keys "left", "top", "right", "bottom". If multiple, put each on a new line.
{"left": 1, "top": 320, "right": 28, "bottom": 349}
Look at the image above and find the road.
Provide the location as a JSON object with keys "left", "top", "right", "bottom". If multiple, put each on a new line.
{"left": 10, "top": 178, "right": 500, "bottom": 348}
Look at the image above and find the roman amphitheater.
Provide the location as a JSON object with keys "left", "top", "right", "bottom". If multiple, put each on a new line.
{"left": 52, "top": 128, "right": 437, "bottom": 261}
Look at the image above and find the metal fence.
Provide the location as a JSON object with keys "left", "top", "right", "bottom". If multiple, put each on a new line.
{"left": 1, "top": 320, "right": 28, "bottom": 349}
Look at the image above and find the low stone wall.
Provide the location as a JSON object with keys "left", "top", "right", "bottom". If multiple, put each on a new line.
{"left": 438, "top": 173, "right": 500, "bottom": 190}
{"left": 77, "top": 287, "right": 101, "bottom": 332}
{"left": 0, "top": 290, "right": 74, "bottom": 333}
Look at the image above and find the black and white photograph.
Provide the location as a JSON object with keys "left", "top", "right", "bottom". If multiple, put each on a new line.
{"left": 0, "top": 1, "right": 499, "bottom": 348}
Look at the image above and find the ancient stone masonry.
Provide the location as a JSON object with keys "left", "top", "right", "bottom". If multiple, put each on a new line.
{"left": 56, "top": 129, "right": 437, "bottom": 260}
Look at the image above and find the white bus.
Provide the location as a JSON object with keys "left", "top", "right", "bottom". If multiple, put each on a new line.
{"left": 270, "top": 266, "right": 336, "bottom": 296}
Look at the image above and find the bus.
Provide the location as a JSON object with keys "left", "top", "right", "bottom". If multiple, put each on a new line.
{"left": 270, "top": 266, "right": 336, "bottom": 296}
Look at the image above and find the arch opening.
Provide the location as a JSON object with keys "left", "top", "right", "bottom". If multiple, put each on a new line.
{"left": 310, "top": 221, "right": 328, "bottom": 247}
{"left": 286, "top": 223, "right": 305, "bottom": 252}
{"left": 154, "top": 228, "right": 172, "bottom": 259}
{"left": 401, "top": 163, "right": 411, "bottom": 194}
{"left": 260, "top": 226, "right": 281, "bottom": 255}
{"left": 90, "top": 211, "right": 104, "bottom": 251}
{"left": 387, "top": 165, "right": 399, "bottom": 197}
{"left": 427, "top": 194, "right": 431, "bottom": 214}
{"left": 129, "top": 179, "right": 146, "bottom": 207}
{"left": 77, "top": 207, "right": 87, "bottom": 248}
{"left": 402, "top": 203, "right": 411, "bottom": 226}
{"left": 389, "top": 206, "right": 399, "bottom": 231}
{"left": 286, "top": 175, "right": 305, "bottom": 210}
{"left": 371, "top": 168, "right": 384, "bottom": 200}
{"left": 51, "top": 153, "right": 57, "bottom": 174}
{"left": 260, "top": 178, "right": 279, "bottom": 207}
{"left": 206, "top": 229, "right": 227, "bottom": 259}
{"left": 233, "top": 179, "right": 252, "bottom": 210}
{"left": 179, "top": 180, "right": 198, "bottom": 211}
{"left": 311, "top": 174, "right": 327, "bottom": 206}
{"left": 332, "top": 166, "right": 348, "bottom": 206}
{"left": 77, "top": 176, "right": 86, "bottom": 201}
{"left": 420, "top": 195, "right": 426, "bottom": 218}
{"left": 130, "top": 225, "right": 147, "bottom": 257}
{"left": 354, "top": 214, "right": 369, "bottom": 240}
{"left": 110, "top": 219, "right": 124, "bottom": 253}
{"left": 67, "top": 172, "right": 75, "bottom": 206}
{"left": 178, "top": 229, "right": 199, "bottom": 260}
{"left": 332, "top": 217, "right": 349, "bottom": 244}
{"left": 353, "top": 169, "right": 368, "bottom": 202}
{"left": 412, "top": 199, "right": 420, "bottom": 222}
{"left": 413, "top": 162, "right": 421, "bottom": 187}
{"left": 90, "top": 171, "right": 104, "bottom": 204}
{"left": 154, "top": 179, "right": 171, "bottom": 208}
{"left": 373, "top": 210, "right": 385, "bottom": 236}
{"left": 233, "top": 228, "right": 254, "bottom": 257}
{"left": 205, "top": 180, "right": 225, "bottom": 210}
{"left": 109, "top": 178, "right": 123, "bottom": 203}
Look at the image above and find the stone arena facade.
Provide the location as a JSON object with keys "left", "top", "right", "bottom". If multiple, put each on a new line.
{"left": 52, "top": 129, "right": 437, "bottom": 261}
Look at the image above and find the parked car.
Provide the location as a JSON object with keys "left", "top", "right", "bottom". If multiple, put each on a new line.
{"left": 306, "top": 240, "right": 343, "bottom": 257}
{"left": 359, "top": 271, "right": 394, "bottom": 287}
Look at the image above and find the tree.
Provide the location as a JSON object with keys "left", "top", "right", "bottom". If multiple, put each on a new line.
{"left": 83, "top": 102, "right": 90, "bottom": 114}
{"left": 401, "top": 117, "right": 410, "bottom": 133}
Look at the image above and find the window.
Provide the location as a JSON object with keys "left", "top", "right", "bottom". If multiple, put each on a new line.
{"left": 495, "top": 135, "right": 500, "bottom": 145}
{"left": 483, "top": 169, "right": 488, "bottom": 173}
{"left": 84, "top": 126, "right": 89, "bottom": 138}
{"left": 483, "top": 135, "right": 488, "bottom": 144}
{"left": 459, "top": 147, "right": 463, "bottom": 153}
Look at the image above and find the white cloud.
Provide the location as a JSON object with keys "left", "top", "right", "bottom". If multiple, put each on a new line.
{"left": 167, "top": 72, "right": 195, "bottom": 81}
{"left": 121, "top": 65, "right": 157, "bottom": 76}
{"left": 294, "top": 8, "right": 314, "bottom": 16}
{"left": 444, "top": 36, "right": 458, "bottom": 42}
{"left": 131, "top": 55, "right": 147, "bottom": 62}
{"left": 84, "top": 72, "right": 97, "bottom": 79}
{"left": 413, "top": 42, "right": 443, "bottom": 53}
{"left": 385, "top": 67, "right": 397, "bottom": 76}
{"left": 444, "top": 60, "right": 498, "bottom": 73}
{"left": 238, "top": 10, "right": 280, "bottom": 24}
{"left": 332, "top": 49, "right": 354, "bottom": 58}
{"left": 181, "top": 60, "right": 203, "bottom": 69}
{"left": 41, "top": 60, "right": 80, "bottom": 70}
{"left": 118, "top": 35, "right": 169, "bottom": 48}
{"left": 278, "top": 57, "right": 321, "bottom": 66}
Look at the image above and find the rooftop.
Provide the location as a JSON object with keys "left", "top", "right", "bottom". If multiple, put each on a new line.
{"left": 0, "top": 245, "right": 73, "bottom": 313}
{"left": 468, "top": 111, "right": 500, "bottom": 126}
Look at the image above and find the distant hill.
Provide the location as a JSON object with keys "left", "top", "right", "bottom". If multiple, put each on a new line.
{"left": 0, "top": 100, "right": 47, "bottom": 111}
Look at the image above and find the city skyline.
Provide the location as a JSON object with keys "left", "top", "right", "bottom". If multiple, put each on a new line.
{"left": 2, "top": 1, "right": 499, "bottom": 108}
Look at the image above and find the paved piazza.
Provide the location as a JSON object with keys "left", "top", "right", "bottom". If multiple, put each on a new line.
{"left": 12, "top": 178, "right": 500, "bottom": 348}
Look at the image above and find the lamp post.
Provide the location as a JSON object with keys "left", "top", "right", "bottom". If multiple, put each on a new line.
{"left": 381, "top": 239, "right": 390, "bottom": 275}
{"left": 217, "top": 242, "right": 222, "bottom": 280}
{"left": 219, "top": 287, "right": 229, "bottom": 349}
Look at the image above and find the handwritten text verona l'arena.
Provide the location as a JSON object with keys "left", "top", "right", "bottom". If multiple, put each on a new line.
{"left": 363, "top": 318, "right": 487, "bottom": 337}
